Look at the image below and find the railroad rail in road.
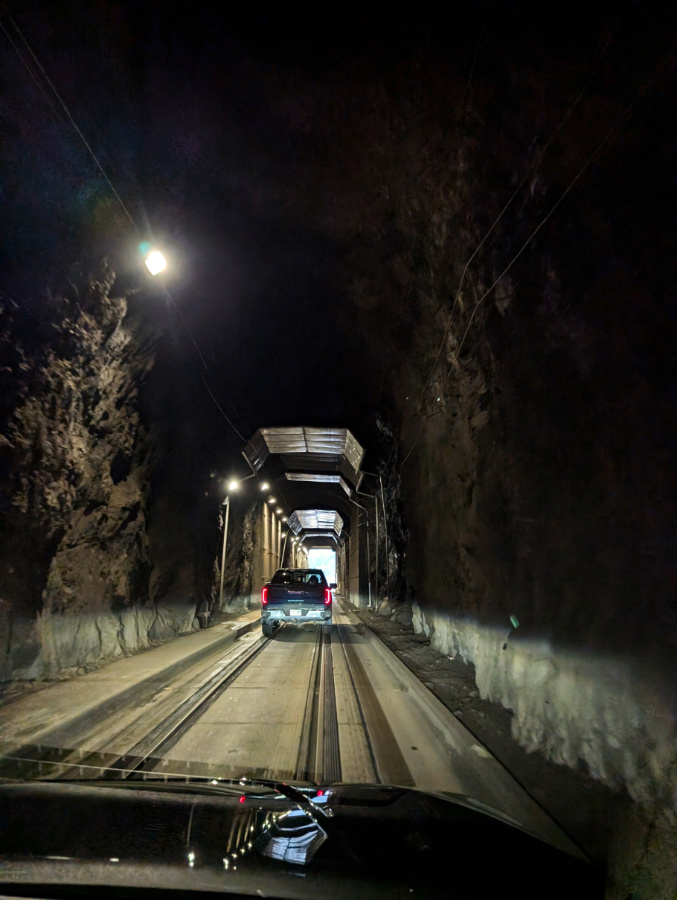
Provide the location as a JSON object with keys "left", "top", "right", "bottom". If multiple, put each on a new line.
{"left": 0, "top": 599, "right": 583, "bottom": 860}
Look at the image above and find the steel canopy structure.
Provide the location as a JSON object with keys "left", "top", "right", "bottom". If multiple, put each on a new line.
{"left": 288, "top": 509, "right": 344, "bottom": 536}
{"left": 242, "top": 426, "right": 364, "bottom": 597}
{"left": 284, "top": 472, "right": 353, "bottom": 496}
{"left": 241, "top": 427, "right": 366, "bottom": 599}
{"left": 243, "top": 427, "right": 365, "bottom": 491}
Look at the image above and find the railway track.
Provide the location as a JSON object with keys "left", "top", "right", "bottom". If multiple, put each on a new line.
{"left": 114, "top": 620, "right": 373, "bottom": 785}
{"left": 1, "top": 611, "right": 379, "bottom": 786}
{"left": 0, "top": 601, "right": 585, "bottom": 861}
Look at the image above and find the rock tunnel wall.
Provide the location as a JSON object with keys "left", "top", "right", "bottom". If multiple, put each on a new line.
{"left": 0, "top": 267, "right": 199, "bottom": 682}
{"left": 275, "top": 16, "right": 677, "bottom": 808}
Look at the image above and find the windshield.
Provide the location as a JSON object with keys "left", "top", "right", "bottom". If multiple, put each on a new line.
{"left": 271, "top": 569, "right": 327, "bottom": 585}
{"left": 1, "top": 3, "right": 673, "bottom": 898}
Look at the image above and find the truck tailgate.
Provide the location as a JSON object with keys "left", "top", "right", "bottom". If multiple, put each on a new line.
{"left": 267, "top": 584, "right": 325, "bottom": 605}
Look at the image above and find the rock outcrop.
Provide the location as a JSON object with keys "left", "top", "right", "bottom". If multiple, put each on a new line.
{"left": 271, "top": 15, "right": 677, "bottom": 825}
{"left": 0, "top": 265, "right": 197, "bottom": 682}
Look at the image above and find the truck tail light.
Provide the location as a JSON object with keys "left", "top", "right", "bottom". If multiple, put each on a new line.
{"left": 262, "top": 587, "right": 268, "bottom": 606}
{"left": 324, "top": 587, "right": 332, "bottom": 605}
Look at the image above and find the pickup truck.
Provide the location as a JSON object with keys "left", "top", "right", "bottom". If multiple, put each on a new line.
{"left": 261, "top": 568, "right": 335, "bottom": 636}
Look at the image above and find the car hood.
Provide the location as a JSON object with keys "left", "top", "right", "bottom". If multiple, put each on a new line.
{"left": 0, "top": 779, "right": 603, "bottom": 899}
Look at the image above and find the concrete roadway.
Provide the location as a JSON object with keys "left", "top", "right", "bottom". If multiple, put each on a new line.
{"left": 151, "top": 599, "right": 583, "bottom": 858}
{"left": 0, "top": 597, "right": 583, "bottom": 860}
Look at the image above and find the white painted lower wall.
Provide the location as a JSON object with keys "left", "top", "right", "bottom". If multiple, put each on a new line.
{"left": 411, "top": 600, "right": 677, "bottom": 806}
{"left": 7, "top": 602, "right": 198, "bottom": 682}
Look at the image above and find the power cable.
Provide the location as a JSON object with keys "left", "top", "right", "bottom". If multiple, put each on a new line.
{"left": 440, "top": 53, "right": 665, "bottom": 382}
{"left": 388, "top": 23, "right": 616, "bottom": 478}
{"left": 415, "top": 61, "right": 603, "bottom": 413}
{"left": 0, "top": 18, "right": 64, "bottom": 124}
{"left": 200, "top": 376, "right": 246, "bottom": 444}
{"left": 1, "top": 11, "right": 249, "bottom": 447}
{"left": 4, "top": 15, "right": 137, "bottom": 228}
{"left": 162, "top": 287, "right": 210, "bottom": 373}
{"left": 400, "top": 54, "right": 667, "bottom": 469}
{"left": 414, "top": 14, "right": 621, "bottom": 419}
{"left": 454, "top": 3, "right": 487, "bottom": 122}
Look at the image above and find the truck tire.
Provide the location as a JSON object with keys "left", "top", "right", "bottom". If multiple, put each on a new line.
{"left": 322, "top": 623, "right": 332, "bottom": 635}
{"left": 262, "top": 620, "right": 275, "bottom": 637}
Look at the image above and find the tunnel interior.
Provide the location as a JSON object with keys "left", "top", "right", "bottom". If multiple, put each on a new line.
{"left": 0, "top": 2, "right": 676, "bottom": 893}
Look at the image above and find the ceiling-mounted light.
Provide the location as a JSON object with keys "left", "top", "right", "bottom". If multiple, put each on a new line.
{"left": 260, "top": 482, "right": 270, "bottom": 491}
{"left": 144, "top": 249, "right": 167, "bottom": 275}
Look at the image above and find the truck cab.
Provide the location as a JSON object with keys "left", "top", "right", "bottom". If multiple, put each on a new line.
{"left": 261, "top": 568, "right": 335, "bottom": 636}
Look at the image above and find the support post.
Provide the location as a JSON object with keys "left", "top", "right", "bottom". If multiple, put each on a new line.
{"left": 218, "top": 495, "right": 230, "bottom": 610}
{"left": 350, "top": 497, "right": 372, "bottom": 608}
{"left": 378, "top": 473, "right": 389, "bottom": 600}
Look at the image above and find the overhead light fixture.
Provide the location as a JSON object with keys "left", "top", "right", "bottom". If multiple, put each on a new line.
{"left": 260, "top": 482, "right": 270, "bottom": 491}
{"left": 227, "top": 480, "right": 240, "bottom": 492}
{"left": 281, "top": 517, "right": 288, "bottom": 522}
{"left": 144, "top": 249, "right": 167, "bottom": 275}
{"left": 267, "top": 497, "right": 276, "bottom": 504}
{"left": 275, "top": 508, "right": 283, "bottom": 515}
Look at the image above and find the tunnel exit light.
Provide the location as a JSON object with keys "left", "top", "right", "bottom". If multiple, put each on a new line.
{"left": 308, "top": 548, "right": 336, "bottom": 584}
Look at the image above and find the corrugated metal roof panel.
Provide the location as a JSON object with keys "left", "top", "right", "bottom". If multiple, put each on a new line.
{"left": 242, "top": 431, "right": 269, "bottom": 472}
{"left": 344, "top": 430, "right": 365, "bottom": 471}
{"left": 248, "top": 427, "right": 364, "bottom": 474}
{"left": 288, "top": 508, "right": 344, "bottom": 536}
{"left": 285, "top": 473, "right": 352, "bottom": 496}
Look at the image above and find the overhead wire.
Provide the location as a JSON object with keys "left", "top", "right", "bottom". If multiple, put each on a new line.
{"left": 391, "top": 22, "right": 618, "bottom": 475}
{"left": 381, "top": 8, "right": 487, "bottom": 476}
{"left": 400, "top": 51, "right": 667, "bottom": 469}
{"left": 201, "top": 376, "right": 246, "bottom": 443}
{"left": 454, "top": 3, "right": 487, "bottom": 121}
{"left": 4, "top": 15, "right": 137, "bottom": 228}
{"left": 438, "top": 50, "right": 667, "bottom": 385}
{"left": 414, "top": 52, "right": 608, "bottom": 413}
{"left": 0, "top": 18, "right": 64, "bottom": 124}
{"left": 1, "top": 10, "right": 249, "bottom": 447}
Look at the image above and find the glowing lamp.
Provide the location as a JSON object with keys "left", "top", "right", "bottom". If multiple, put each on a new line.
{"left": 145, "top": 250, "right": 167, "bottom": 275}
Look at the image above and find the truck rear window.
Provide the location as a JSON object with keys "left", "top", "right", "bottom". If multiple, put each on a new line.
{"left": 271, "top": 569, "right": 327, "bottom": 586}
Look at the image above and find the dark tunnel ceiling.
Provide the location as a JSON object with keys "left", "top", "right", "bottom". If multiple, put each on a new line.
{"left": 1, "top": 1, "right": 673, "bottom": 502}
{"left": 0, "top": 2, "right": 509, "bottom": 458}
